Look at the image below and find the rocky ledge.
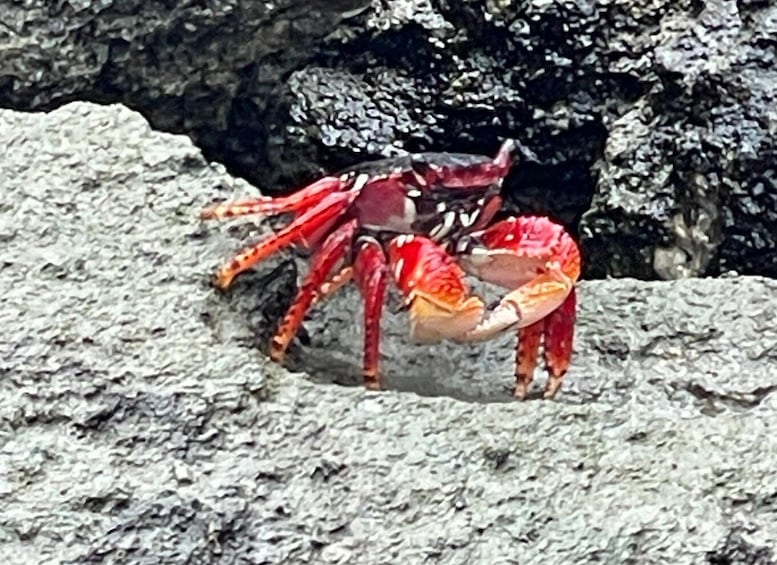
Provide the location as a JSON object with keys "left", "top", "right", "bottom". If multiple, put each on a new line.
{"left": 2, "top": 102, "right": 777, "bottom": 564}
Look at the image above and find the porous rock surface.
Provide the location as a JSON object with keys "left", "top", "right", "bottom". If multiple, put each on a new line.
{"left": 1, "top": 0, "right": 776, "bottom": 279}
{"left": 2, "top": 102, "right": 777, "bottom": 564}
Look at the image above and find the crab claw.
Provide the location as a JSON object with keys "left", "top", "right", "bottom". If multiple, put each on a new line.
{"left": 387, "top": 235, "right": 485, "bottom": 344}
{"left": 455, "top": 216, "right": 581, "bottom": 399}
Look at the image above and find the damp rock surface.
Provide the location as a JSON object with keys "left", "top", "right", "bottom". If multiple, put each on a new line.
{"left": 2, "top": 102, "right": 777, "bottom": 564}
{"left": 1, "top": 0, "right": 776, "bottom": 279}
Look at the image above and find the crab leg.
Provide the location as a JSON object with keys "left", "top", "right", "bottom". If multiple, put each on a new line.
{"left": 207, "top": 190, "right": 357, "bottom": 289}
{"left": 540, "top": 287, "right": 577, "bottom": 399}
{"left": 269, "top": 219, "right": 358, "bottom": 362}
{"left": 515, "top": 321, "right": 543, "bottom": 399}
{"left": 312, "top": 266, "right": 354, "bottom": 306}
{"left": 352, "top": 237, "right": 389, "bottom": 388}
{"left": 200, "top": 176, "right": 346, "bottom": 220}
{"left": 274, "top": 236, "right": 389, "bottom": 386}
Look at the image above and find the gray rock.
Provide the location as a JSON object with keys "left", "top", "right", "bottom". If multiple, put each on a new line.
{"left": 2, "top": 102, "right": 777, "bottom": 564}
{"left": 1, "top": 0, "right": 775, "bottom": 278}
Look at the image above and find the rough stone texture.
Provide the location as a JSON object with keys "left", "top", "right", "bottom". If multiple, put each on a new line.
{"left": 0, "top": 0, "right": 368, "bottom": 185}
{"left": 3, "top": 102, "right": 777, "bottom": 564}
{"left": 1, "top": 0, "right": 775, "bottom": 279}
{"left": 581, "top": 0, "right": 777, "bottom": 280}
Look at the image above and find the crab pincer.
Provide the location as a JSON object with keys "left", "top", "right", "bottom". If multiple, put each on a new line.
{"left": 387, "top": 234, "right": 486, "bottom": 343}
{"left": 388, "top": 216, "right": 580, "bottom": 399}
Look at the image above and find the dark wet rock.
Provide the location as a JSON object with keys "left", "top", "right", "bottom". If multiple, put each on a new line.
{"left": 0, "top": 0, "right": 369, "bottom": 187}
{"left": 582, "top": 0, "right": 777, "bottom": 280}
{"left": 1, "top": 0, "right": 775, "bottom": 279}
{"left": 3, "top": 102, "right": 777, "bottom": 564}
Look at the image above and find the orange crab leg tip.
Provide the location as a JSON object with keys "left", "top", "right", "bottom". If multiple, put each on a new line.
{"left": 200, "top": 198, "right": 269, "bottom": 220}
{"left": 199, "top": 207, "right": 217, "bottom": 220}
{"left": 363, "top": 375, "right": 382, "bottom": 391}
{"left": 211, "top": 251, "right": 261, "bottom": 291}
{"left": 361, "top": 348, "right": 384, "bottom": 388}
{"left": 200, "top": 204, "right": 249, "bottom": 220}
{"left": 210, "top": 260, "right": 241, "bottom": 290}
{"left": 269, "top": 338, "right": 286, "bottom": 363}
{"left": 542, "top": 377, "right": 564, "bottom": 400}
{"left": 514, "top": 381, "right": 530, "bottom": 401}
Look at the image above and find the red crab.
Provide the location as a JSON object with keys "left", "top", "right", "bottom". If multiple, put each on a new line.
{"left": 200, "top": 140, "right": 581, "bottom": 399}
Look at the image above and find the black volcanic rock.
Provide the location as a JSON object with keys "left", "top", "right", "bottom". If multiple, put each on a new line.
{"left": 0, "top": 0, "right": 775, "bottom": 278}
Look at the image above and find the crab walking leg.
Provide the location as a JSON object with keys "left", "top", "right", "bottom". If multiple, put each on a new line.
{"left": 209, "top": 191, "right": 357, "bottom": 289}
{"left": 269, "top": 219, "right": 358, "bottom": 362}
{"left": 200, "top": 176, "right": 345, "bottom": 220}
{"left": 514, "top": 321, "right": 544, "bottom": 400}
{"left": 312, "top": 266, "right": 353, "bottom": 306}
{"left": 388, "top": 235, "right": 485, "bottom": 343}
{"left": 541, "top": 286, "right": 577, "bottom": 399}
{"left": 352, "top": 237, "right": 389, "bottom": 388}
